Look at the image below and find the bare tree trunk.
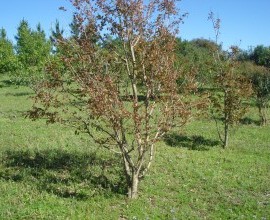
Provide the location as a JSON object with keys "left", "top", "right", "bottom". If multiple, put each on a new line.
{"left": 258, "top": 102, "right": 267, "bottom": 126}
{"left": 262, "top": 112, "right": 267, "bottom": 126}
{"left": 127, "top": 172, "right": 139, "bottom": 199}
{"left": 258, "top": 102, "right": 264, "bottom": 126}
{"left": 223, "top": 91, "right": 229, "bottom": 149}
{"left": 121, "top": 148, "right": 140, "bottom": 199}
{"left": 262, "top": 110, "right": 267, "bottom": 126}
{"left": 223, "top": 120, "right": 229, "bottom": 149}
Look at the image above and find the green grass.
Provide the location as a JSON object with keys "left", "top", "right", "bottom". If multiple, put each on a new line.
{"left": 0, "top": 74, "right": 269, "bottom": 219}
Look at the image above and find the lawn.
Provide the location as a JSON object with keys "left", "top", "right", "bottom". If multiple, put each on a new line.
{"left": 0, "top": 75, "right": 269, "bottom": 219}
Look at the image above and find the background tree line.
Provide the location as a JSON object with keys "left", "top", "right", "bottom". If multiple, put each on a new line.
{"left": 1, "top": 17, "right": 269, "bottom": 98}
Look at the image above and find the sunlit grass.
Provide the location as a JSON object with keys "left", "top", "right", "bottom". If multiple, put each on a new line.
{"left": 0, "top": 74, "right": 269, "bottom": 219}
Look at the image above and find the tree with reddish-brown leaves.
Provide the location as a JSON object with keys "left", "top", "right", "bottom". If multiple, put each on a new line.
{"left": 29, "top": 0, "right": 196, "bottom": 199}
{"left": 208, "top": 12, "right": 253, "bottom": 148}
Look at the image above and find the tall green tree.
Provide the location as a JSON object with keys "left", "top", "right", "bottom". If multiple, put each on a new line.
{"left": 0, "top": 28, "right": 17, "bottom": 74}
{"left": 69, "top": 14, "right": 80, "bottom": 39}
{"left": 32, "top": 23, "right": 51, "bottom": 65}
{"left": 50, "top": 20, "right": 64, "bottom": 54}
{"left": 15, "top": 20, "right": 34, "bottom": 68}
{"left": 15, "top": 20, "right": 51, "bottom": 69}
{"left": 14, "top": 20, "right": 51, "bottom": 85}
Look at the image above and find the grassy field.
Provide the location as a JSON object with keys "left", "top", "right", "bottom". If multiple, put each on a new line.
{"left": 0, "top": 74, "right": 269, "bottom": 219}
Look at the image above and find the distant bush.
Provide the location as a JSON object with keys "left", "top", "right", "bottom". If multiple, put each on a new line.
{"left": 240, "top": 62, "right": 270, "bottom": 126}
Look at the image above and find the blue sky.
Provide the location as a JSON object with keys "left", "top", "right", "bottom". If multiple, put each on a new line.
{"left": 180, "top": 0, "right": 270, "bottom": 50}
{"left": 0, "top": 0, "right": 269, "bottom": 50}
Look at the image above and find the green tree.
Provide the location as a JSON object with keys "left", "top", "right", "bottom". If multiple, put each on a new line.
{"left": 15, "top": 19, "right": 34, "bottom": 68}
{"left": 15, "top": 20, "right": 51, "bottom": 69}
{"left": 50, "top": 20, "right": 64, "bottom": 54}
{"left": 240, "top": 62, "right": 270, "bottom": 126}
{"left": 0, "top": 28, "right": 17, "bottom": 74}
{"left": 14, "top": 20, "right": 51, "bottom": 84}
{"left": 69, "top": 14, "right": 80, "bottom": 39}
{"left": 175, "top": 38, "right": 219, "bottom": 89}
{"left": 32, "top": 23, "right": 51, "bottom": 65}
{"left": 251, "top": 45, "right": 270, "bottom": 68}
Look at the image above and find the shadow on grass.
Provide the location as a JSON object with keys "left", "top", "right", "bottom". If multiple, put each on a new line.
{"left": 5, "top": 92, "right": 33, "bottom": 97}
{"left": 0, "top": 110, "right": 29, "bottom": 120}
{"left": 0, "top": 79, "right": 24, "bottom": 88}
{"left": 164, "top": 133, "right": 219, "bottom": 151}
{"left": 0, "top": 79, "right": 32, "bottom": 89}
{"left": 0, "top": 79, "right": 14, "bottom": 87}
{"left": 0, "top": 149, "right": 126, "bottom": 200}
{"left": 239, "top": 117, "right": 261, "bottom": 126}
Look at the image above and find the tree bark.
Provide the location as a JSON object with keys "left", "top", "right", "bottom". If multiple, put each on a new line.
{"left": 222, "top": 90, "right": 229, "bottom": 148}
{"left": 127, "top": 172, "right": 139, "bottom": 199}
{"left": 223, "top": 111, "right": 229, "bottom": 149}
{"left": 223, "top": 121, "right": 229, "bottom": 148}
{"left": 258, "top": 102, "right": 267, "bottom": 126}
